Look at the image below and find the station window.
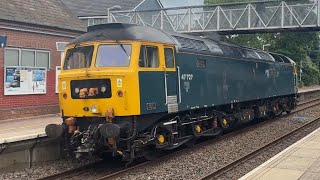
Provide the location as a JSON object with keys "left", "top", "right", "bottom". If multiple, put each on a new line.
{"left": 4, "top": 48, "right": 50, "bottom": 68}
{"left": 164, "top": 48, "right": 174, "bottom": 68}
{"left": 139, "top": 45, "right": 159, "bottom": 68}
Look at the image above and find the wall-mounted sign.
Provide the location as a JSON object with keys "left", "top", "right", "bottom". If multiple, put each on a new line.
{"left": 55, "top": 66, "right": 61, "bottom": 93}
{"left": 0, "top": 35, "right": 7, "bottom": 48}
{"left": 4, "top": 66, "right": 47, "bottom": 95}
{"left": 56, "top": 42, "right": 68, "bottom": 52}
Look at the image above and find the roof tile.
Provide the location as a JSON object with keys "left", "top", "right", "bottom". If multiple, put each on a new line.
{"left": 62, "top": 0, "right": 144, "bottom": 17}
{"left": 0, "top": 0, "right": 86, "bottom": 32}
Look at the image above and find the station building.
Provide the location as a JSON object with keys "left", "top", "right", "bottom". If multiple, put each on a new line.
{"left": 62, "top": 0, "right": 208, "bottom": 27}
{"left": 0, "top": 0, "right": 85, "bottom": 120}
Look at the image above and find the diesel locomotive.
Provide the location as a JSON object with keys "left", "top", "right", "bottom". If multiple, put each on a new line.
{"left": 45, "top": 23, "right": 298, "bottom": 161}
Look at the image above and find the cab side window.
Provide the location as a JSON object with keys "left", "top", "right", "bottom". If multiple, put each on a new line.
{"left": 164, "top": 48, "right": 174, "bottom": 68}
{"left": 139, "top": 45, "right": 159, "bottom": 68}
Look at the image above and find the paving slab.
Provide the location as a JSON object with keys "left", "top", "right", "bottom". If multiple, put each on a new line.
{"left": 240, "top": 127, "right": 320, "bottom": 180}
{"left": 298, "top": 86, "right": 320, "bottom": 93}
{"left": 0, "top": 114, "right": 61, "bottom": 144}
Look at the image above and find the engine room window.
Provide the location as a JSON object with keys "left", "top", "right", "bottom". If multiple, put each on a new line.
{"left": 139, "top": 45, "right": 159, "bottom": 68}
{"left": 96, "top": 44, "right": 131, "bottom": 67}
{"left": 64, "top": 46, "right": 94, "bottom": 70}
{"left": 164, "top": 48, "right": 174, "bottom": 68}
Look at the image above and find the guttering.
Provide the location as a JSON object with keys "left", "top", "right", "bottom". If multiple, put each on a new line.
{"left": 0, "top": 25, "right": 78, "bottom": 38}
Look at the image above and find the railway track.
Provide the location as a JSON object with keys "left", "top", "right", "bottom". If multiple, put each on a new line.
{"left": 39, "top": 97, "right": 320, "bottom": 180}
{"left": 200, "top": 114, "right": 320, "bottom": 180}
{"left": 94, "top": 99, "right": 320, "bottom": 180}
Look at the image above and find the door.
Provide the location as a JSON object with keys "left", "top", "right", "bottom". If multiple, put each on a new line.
{"left": 138, "top": 44, "right": 166, "bottom": 114}
{"left": 164, "top": 47, "right": 178, "bottom": 113}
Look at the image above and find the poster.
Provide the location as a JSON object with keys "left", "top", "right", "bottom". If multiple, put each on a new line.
{"left": 4, "top": 66, "right": 47, "bottom": 95}
{"left": 55, "top": 66, "right": 61, "bottom": 93}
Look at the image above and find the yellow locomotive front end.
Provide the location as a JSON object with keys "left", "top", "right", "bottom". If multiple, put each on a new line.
{"left": 45, "top": 23, "right": 180, "bottom": 161}
{"left": 59, "top": 41, "right": 140, "bottom": 118}
{"left": 46, "top": 40, "right": 145, "bottom": 159}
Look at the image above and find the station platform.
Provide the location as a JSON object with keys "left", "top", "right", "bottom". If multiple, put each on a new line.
{"left": 298, "top": 85, "right": 320, "bottom": 94}
{"left": 0, "top": 114, "right": 61, "bottom": 144}
{"left": 240, "top": 127, "right": 320, "bottom": 180}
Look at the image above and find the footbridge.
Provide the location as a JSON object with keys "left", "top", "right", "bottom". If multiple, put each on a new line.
{"left": 107, "top": 0, "right": 320, "bottom": 34}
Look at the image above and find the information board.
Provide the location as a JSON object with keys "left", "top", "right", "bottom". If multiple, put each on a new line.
{"left": 55, "top": 66, "right": 61, "bottom": 93}
{"left": 4, "top": 66, "right": 47, "bottom": 95}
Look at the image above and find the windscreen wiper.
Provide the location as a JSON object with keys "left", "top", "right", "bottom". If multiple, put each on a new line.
{"left": 64, "top": 43, "right": 80, "bottom": 63}
{"left": 96, "top": 32, "right": 129, "bottom": 57}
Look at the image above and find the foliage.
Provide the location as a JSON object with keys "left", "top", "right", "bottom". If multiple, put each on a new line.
{"left": 205, "top": 0, "right": 320, "bottom": 86}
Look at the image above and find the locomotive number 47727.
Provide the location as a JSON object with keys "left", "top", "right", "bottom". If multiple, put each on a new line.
{"left": 181, "top": 74, "right": 193, "bottom": 81}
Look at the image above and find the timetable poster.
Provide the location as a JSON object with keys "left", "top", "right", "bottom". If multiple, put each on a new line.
{"left": 4, "top": 66, "right": 47, "bottom": 95}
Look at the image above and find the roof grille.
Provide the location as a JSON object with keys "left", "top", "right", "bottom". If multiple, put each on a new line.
{"left": 173, "top": 36, "right": 209, "bottom": 52}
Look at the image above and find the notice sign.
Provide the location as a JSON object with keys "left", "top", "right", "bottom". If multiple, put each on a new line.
{"left": 55, "top": 66, "right": 61, "bottom": 93}
{"left": 4, "top": 66, "right": 47, "bottom": 95}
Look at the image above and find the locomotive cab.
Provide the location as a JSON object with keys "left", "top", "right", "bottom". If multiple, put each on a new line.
{"left": 49, "top": 36, "right": 179, "bottom": 159}
{"left": 59, "top": 41, "right": 177, "bottom": 119}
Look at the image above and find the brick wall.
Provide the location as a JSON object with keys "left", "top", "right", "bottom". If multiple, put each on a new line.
{"left": 0, "top": 21, "right": 83, "bottom": 120}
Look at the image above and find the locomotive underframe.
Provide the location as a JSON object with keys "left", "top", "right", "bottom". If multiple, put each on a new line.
{"left": 56, "top": 94, "right": 296, "bottom": 161}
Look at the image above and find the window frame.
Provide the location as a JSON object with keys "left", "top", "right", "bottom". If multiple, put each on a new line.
{"left": 4, "top": 47, "right": 20, "bottom": 66}
{"left": 63, "top": 45, "right": 94, "bottom": 70}
{"left": 95, "top": 44, "right": 132, "bottom": 68}
{"left": 36, "top": 50, "right": 51, "bottom": 68}
{"left": 138, "top": 44, "right": 161, "bottom": 71}
{"left": 21, "top": 49, "right": 36, "bottom": 67}
{"left": 4, "top": 47, "right": 51, "bottom": 69}
{"left": 164, "top": 46, "right": 176, "bottom": 71}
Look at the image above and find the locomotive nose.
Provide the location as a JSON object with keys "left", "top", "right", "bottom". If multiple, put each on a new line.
{"left": 45, "top": 124, "right": 64, "bottom": 138}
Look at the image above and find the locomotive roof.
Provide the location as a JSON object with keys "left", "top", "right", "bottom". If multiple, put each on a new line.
{"left": 71, "top": 23, "right": 293, "bottom": 63}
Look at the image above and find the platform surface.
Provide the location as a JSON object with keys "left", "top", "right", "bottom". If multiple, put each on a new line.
{"left": 298, "top": 85, "right": 320, "bottom": 93}
{"left": 240, "top": 127, "right": 320, "bottom": 180}
{"left": 0, "top": 114, "right": 61, "bottom": 144}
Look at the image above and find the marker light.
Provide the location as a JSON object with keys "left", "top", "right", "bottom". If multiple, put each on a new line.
{"left": 101, "top": 86, "right": 106, "bottom": 93}
{"left": 117, "top": 90, "right": 124, "bottom": 97}
{"left": 63, "top": 93, "right": 68, "bottom": 99}
{"left": 91, "top": 105, "right": 97, "bottom": 113}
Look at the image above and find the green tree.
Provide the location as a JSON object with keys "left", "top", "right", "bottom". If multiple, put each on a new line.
{"left": 205, "top": 0, "right": 320, "bottom": 86}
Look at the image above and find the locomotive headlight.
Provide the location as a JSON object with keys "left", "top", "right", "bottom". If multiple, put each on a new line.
{"left": 101, "top": 86, "right": 106, "bottom": 93}
{"left": 75, "top": 88, "right": 80, "bottom": 93}
{"left": 91, "top": 105, "right": 97, "bottom": 113}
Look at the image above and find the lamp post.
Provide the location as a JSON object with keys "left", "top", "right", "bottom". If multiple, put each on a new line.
{"left": 107, "top": 5, "right": 121, "bottom": 23}
{"left": 262, "top": 43, "right": 271, "bottom": 51}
